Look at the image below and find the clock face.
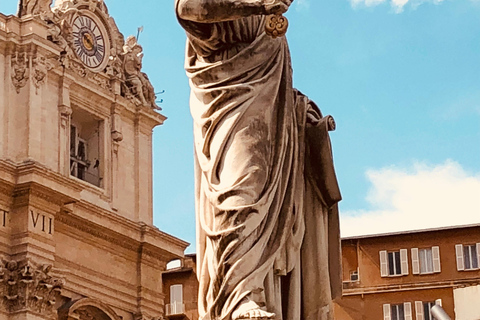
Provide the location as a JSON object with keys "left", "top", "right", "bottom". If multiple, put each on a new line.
{"left": 72, "top": 15, "right": 107, "bottom": 69}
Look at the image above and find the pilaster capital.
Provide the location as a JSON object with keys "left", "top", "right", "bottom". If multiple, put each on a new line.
{"left": 0, "top": 258, "right": 64, "bottom": 316}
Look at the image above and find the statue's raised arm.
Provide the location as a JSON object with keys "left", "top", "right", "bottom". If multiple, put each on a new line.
{"left": 176, "top": 0, "right": 291, "bottom": 22}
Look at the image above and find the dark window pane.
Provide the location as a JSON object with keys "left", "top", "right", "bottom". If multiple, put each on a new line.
{"left": 395, "top": 252, "right": 402, "bottom": 275}
{"left": 391, "top": 304, "right": 404, "bottom": 320}
{"left": 78, "top": 164, "right": 86, "bottom": 180}
{"left": 391, "top": 305, "right": 398, "bottom": 320}
{"left": 78, "top": 141, "right": 86, "bottom": 160}
{"left": 424, "top": 303, "right": 431, "bottom": 320}
{"left": 465, "top": 246, "right": 472, "bottom": 269}
{"left": 472, "top": 246, "right": 478, "bottom": 269}
{"left": 389, "top": 252, "right": 395, "bottom": 275}
{"left": 70, "top": 126, "right": 76, "bottom": 156}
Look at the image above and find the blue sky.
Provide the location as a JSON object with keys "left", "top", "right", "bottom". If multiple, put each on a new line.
{"left": 1, "top": 0, "right": 479, "bottom": 251}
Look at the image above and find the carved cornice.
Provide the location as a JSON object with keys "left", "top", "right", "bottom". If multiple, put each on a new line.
{"left": 134, "top": 312, "right": 165, "bottom": 320}
{"left": 0, "top": 160, "right": 187, "bottom": 261}
{"left": 56, "top": 207, "right": 187, "bottom": 263}
{"left": 12, "top": 183, "right": 67, "bottom": 209}
{"left": 343, "top": 278, "right": 480, "bottom": 296}
{"left": 0, "top": 180, "right": 15, "bottom": 201}
{"left": 0, "top": 257, "right": 64, "bottom": 317}
{"left": 0, "top": 159, "right": 79, "bottom": 209}
{"left": 0, "top": 158, "right": 187, "bottom": 261}
{"left": 56, "top": 210, "right": 140, "bottom": 253}
{"left": 70, "top": 88, "right": 113, "bottom": 118}
{"left": 15, "top": 159, "right": 83, "bottom": 192}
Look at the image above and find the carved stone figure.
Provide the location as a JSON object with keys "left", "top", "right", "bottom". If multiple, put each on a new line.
{"left": 33, "top": 55, "right": 48, "bottom": 93}
{"left": 176, "top": 1, "right": 342, "bottom": 320}
{"left": 121, "top": 36, "right": 158, "bottom": 109}
{"left": 18, "top": 0, "right": 53, "bottom": 17}
{"left": 11, "top": 52, "right": 29, "bottom": 93}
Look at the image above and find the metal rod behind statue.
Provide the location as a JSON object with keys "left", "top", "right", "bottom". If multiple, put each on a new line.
{"left": 431, "top": 305, "right": 452, "bottom": 320}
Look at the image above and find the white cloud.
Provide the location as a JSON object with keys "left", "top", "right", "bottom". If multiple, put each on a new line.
{"left": 349, "top": 0, "right": 446, "bottom": 13}
{"left": 340, "top": 160, "right": 480, "bottom": 237}
{"left": 295, "top": 0, "right": 311, "bottom": 11}
{"left": 391, "top": 0, "right": 410, "bottom": 12}
{"left": 350, "top": 0, "right": 386, "bottom": 8}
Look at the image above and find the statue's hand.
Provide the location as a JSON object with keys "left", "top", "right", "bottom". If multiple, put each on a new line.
{"left": 263, "top": 0, "right": 293, "bottom": 15}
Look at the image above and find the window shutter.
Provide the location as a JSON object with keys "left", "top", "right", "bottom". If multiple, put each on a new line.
{"left": 400, "top": 249, "right": 409, "bottom": 275}
{"left": 455, "top": 244, "right": 464, "bottom": 271}
{"left": 411, "top": 248, "right": 420, "bottom": 275}
{"left": 404, "top": 302, "right": 412, "bottom": 320}
{"left": 435, "top": 299, "right": 442, "bottom": 307}
{"left": 380, "top": 250, "right": 388, "bottom": 277}
{"left": 383, "top": 304, "right": 391, "bottom": 320}
{"left": 476, "top": 243, "right": 480, "bottom": 268}
{"left": 415, "top": 301, "right": 424, "bottom": 320}
{"left": 432, "top": 246, "right": 441, "bottom": 273}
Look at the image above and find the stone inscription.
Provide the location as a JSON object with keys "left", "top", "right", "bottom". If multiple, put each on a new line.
{"left": 0, "top": 209, "right": 8, "bottom": 228}
{"left": 30, "top": 210, "right": 53, "bottom": 234}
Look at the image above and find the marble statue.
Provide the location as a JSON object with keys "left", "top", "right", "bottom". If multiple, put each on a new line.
{"left": 122, "top": 36, "right": 158, "bottom": 109}
{"left": 176, "top": 0, "right": 343, "bottom": 319}
{"left": 18, "top": 0, "right": 52, "bottom": 17}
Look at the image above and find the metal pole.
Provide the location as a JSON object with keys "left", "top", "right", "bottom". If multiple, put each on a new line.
{"left": 431, "top": 305, "right": 451, "bottom": 320}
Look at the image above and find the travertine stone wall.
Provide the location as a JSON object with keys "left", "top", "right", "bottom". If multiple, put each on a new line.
{"left": 0, "top": 6, "right": 189, "bottom": 320}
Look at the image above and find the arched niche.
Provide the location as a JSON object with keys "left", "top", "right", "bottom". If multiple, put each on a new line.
{"left": 58, "top": 298, "right": 122, "bottom": 320}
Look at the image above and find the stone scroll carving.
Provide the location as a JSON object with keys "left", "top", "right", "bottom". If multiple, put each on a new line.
{"left": 0, "top": 258, "right": 64, "bottom": 317}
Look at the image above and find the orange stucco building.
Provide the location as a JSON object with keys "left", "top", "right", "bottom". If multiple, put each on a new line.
{"left": 163, "top": 224, "right": 480, "bottom": 320}
{"left": 337, "top": 224, "right": 480, "bottom": 320}
{"left": 162, "top": 254, "right": 199, "bottom": 320}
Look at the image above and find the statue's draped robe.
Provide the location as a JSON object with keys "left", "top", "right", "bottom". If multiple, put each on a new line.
{"left": 176, "top": 10, "right": 342, "bottom": 320}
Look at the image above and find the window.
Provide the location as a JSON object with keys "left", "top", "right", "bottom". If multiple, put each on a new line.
{"left": 455, "top": 243, "right": 480, "bottom": 271}
{"left": 167, "top": 284, "right": 185, "bottom": 316}
{"left": 350, "top": 270, "right": 359, "bottom": 282}
{"left": 411, "top": 247, "right": 441, "bottom": 275}
{"left": 415, "top": 300, "right": 442, "bottom": 320}
{"left": 392, "top": 304, "right": 405, "bottom": 320}
{"left": 380, "top": 249, "right": 408, "bottom": 277}
{"left": 69, "top": 108, "right": 104, "bottom": 187}
{"left": 383, "top": 302, "right": 412, "bottom": 320}
{"left": 70, "top": 125, "right": 87, "bottom": 181}
{"left": 389, "top": 252, "right": 402, "bottom": 275}
{"left": 419, "top": 249, "right": 433, "bottom": 273}
{"left": 423, "top": 302, "right": 435, "bottom": 320}
{"left": 464, "top": 245, "right": 479, "bottom": 270}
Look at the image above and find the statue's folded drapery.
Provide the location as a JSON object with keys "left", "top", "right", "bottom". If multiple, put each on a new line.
{"left": 177, "top": 9, "right": 342, "bottom": 320}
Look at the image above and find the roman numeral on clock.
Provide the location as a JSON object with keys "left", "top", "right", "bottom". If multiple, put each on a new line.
{"left": 95, "top": 51, "right": 103, "bottom": 63}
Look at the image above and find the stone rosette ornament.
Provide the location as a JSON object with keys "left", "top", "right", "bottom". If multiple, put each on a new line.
{"left": 265, "top": 14, "right": 288, "bottom": 38}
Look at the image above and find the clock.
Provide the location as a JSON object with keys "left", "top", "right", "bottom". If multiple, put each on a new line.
{"left": 72, "top": 14, "right": 108, "bottom": 70}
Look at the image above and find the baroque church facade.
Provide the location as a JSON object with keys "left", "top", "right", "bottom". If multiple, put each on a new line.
{"left": 0, "top": 0, "right": 188, "bottom": 319}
